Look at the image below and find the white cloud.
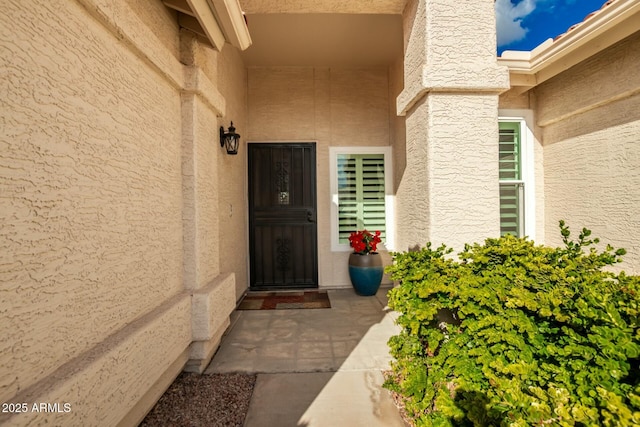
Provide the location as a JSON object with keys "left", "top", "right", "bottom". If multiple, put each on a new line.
{"left": 495, "top": 0, "right": 537, "bottom": 47}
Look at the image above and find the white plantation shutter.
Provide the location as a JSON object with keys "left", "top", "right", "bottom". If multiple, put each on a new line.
{"left": 337, "top": 154, "right": 386, "bottom": 244}
{"left": 499, "top": 122, "right": 524, "bottom": 236}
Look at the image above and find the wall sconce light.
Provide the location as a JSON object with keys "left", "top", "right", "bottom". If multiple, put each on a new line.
{"left": 220, "top": 122, "right": 240, "bottom": 155}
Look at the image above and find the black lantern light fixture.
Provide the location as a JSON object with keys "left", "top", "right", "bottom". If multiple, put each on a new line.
{"left": 220, "top": 121, "right": 240, "bottom": 155}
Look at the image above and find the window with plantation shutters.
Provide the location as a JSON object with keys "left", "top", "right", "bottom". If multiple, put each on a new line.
{"left": 499, "top": 121, "right": 524, "bottom": 237}
{"left": 330, "top": 147, "right": 393, "bottom": 252}
{"left": 337, "top": 154, "right": 386, "bottom": 244}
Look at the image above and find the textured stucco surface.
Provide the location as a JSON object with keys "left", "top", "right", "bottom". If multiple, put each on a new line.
{"left": 247, "top": 67, "right": 392, "bottom": 287}
{"left": 178, "top": 18, "right": 240, "bottom": 378}
{"left": 398, "top": 0, "right": 509, "bottom": 115}
{"left": 389, "top": 57, "right": 407, "bottom": 194}
{"left": 195, "top": 93, "right": 220, "bottom": 287}
{"left": 180, "top": 32, "right": 229, "bottom": 292}
{"left": 428, "top": 94, "right": 501, "bottom": 248}
{"left": 217, "top": 43, "right": 249, "bottom": 299}
{"left": 0, "top": 296, "right": 191, "bottom": 426}
{"left": 536, "top": 33, "right": 640, "bottom": 273}
{"left": 397, "top": 95, "right": 501, "bottom": 251}
{"left": 187, "top": 273, "right": 235, "bottom": 372}
{"left": 1, "top": 0, "right": 184, "bottom": 404}
{"left": 192, "top": 273, "right": 235, "bottom": 341}
{"left": 396, "top": 96, "right": 431, "bottom": 249}
{"left": 395, "top": 0, "right": 505, "bottom": 252}
{"left": 1, "top": 0, "right": 238, "bottom": 423}
{"left": 536, "top": 32, "right": 640, "bottom": 129}
{"left": 181, "top": 91, "right": 222, "bottom": 290}
{"left": 499, "top": 90, "right": 531, "bottom": 111}
{"left": 126, "top": 0, "right": 180, "bottom": 61}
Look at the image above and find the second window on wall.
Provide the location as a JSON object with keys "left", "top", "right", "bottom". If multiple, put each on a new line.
{"left": 499, "top": 121, "right": 524, "bottom": 237}
{"left": 498, "top": 116, "right": 535, "bottom": 240}
{"left": 330, "top": 147, "right": 393, "bottom": 251}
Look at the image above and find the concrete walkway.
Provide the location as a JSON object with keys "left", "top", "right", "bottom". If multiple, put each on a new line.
{"left": 205, "top": 287, "right": 406, "bottom": 427}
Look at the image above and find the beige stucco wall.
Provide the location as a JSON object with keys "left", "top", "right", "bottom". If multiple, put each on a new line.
{"left": 247, "top": 67, "right": 393, "bottom": 287}
{"left": 499, "top": 89, "right": 531, "bottom": 111}
{"left": 179, "top": 32, "right": 239, "bottom": 373}
{"left": 535, "top": 31, "right": 640, "bottom": 273}
{"left": 389, "top": 57, "right": 406, "bottom": 194}
{"left": 1, "top": 0, "right": 239, "bottom": 424}
{"left": 217, "top": 43, "right": 249, "bottom": 299}
{"left": 180, "top": 32, "right": 224, "bottom": 292}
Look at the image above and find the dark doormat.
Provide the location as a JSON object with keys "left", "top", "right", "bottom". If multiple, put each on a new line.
{"left": 237, "top": 290, "right": 331, "bottom": 310}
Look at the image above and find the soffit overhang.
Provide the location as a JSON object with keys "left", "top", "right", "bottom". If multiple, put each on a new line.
{"left": 164, "top": 0, "right": 252, "bottom": 50}
{"left": 499, "top": 0, "right": 640, "bottom": 93}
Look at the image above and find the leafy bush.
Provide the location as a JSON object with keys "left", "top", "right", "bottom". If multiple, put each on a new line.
{"left": 384, "top": 222, "right": 640, "bottom": 426}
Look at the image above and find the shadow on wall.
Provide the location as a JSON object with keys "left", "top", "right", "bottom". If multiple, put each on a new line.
{"left": 541, "top": 93, "right": 640, "bottom": 146}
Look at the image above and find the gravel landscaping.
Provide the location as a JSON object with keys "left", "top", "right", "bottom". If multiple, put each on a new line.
{"left": 139, "top": 372, "right": 257, "bottom": 427}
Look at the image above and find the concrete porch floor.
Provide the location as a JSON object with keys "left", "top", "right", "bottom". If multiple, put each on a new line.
{"left": 204, "top": 287, "right": 406, "bottom": 427}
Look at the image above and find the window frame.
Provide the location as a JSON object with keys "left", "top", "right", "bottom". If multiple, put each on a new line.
{"left": 329, "top": 146, "right": 394, "bottom": 252}
{"left": 498, "top": 113, "right": 536, "bottom": 240}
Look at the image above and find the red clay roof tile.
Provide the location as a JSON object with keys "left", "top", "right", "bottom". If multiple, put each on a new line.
{"left": 553, "top": 0, "right": 615, "bottom": 41}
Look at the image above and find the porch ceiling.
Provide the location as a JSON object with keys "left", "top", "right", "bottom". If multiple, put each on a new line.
{"left": 238, "top": 0, "right": 408, "bottom": 14}
{"left": 239, "top": 13, "right": 404, "bottom": 67}
{"left": 162, "top": 0, "right": 404, "bottom": 66}
{"left": 238, "top": 0, "right": 405, "bottom": 67}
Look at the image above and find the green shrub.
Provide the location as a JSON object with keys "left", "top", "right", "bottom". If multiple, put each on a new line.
{"left": 384, "top": 221, "right": 640, "bottom": 426}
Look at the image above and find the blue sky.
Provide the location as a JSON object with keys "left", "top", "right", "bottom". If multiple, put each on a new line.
{"left": 496, "top": 0, "right": 607, "bottom": 55}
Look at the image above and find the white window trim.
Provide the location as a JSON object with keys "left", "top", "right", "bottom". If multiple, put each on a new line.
{"left": 498, "top": 111, "right": 536, "bottom": 241}
{"left": 329, "top": 146, "right": 395, "bottom": 252}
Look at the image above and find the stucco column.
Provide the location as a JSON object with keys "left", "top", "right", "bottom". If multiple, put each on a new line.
{"left": 180, "top": 32, "right": 236, "bottom": 373}
{"left": 180, "top": 32, "right": 227, "bottom": 290}
{"left": 395, "top": 0, "right": 509, "bottom": 251}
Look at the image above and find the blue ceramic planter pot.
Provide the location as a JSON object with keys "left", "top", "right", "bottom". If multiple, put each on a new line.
{"left": 348, "top": 253, "right": 383, "bottom": 296}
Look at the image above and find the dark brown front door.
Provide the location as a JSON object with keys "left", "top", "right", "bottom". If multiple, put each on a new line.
{"left": 248, "top": 143, "right": 318, "bottom": 290}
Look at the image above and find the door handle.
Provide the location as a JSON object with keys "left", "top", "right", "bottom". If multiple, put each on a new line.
{"left": 307, "top": 210, "right": 316, "bottom": 223}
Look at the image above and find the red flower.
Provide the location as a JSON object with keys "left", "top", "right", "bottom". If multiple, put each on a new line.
{"left": 349, "top": 230, "right": 383, "bottom": 254}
